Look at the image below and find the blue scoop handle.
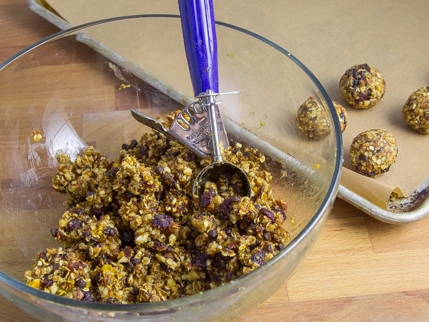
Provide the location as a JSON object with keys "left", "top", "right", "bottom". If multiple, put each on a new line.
{"left": 178, "top": 0, "right": 219, "bottom": 97}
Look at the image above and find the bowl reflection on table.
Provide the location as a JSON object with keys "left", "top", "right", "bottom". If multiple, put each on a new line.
{"left": 0, "top": 15, "right": 342, "bottom": 322}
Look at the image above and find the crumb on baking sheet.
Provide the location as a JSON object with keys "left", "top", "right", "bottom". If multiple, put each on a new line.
{"left": 32, "top": 130, "right": 42, "bottom": 141}
{"left": 25, "top": 111, "right": 291, "bottom": 303}
{"left": 119, "top": 84, "right": 131, "bottom": 90}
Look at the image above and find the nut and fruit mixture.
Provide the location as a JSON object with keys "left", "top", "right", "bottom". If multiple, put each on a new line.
{"left": 333, "top": 100, "right": 347, "bottom": 133}
{"left": 296, "top": 96, "right": 347, "bottom": 140}
{"left": 25, "top": 112, "right": 290, "bottom": 304}
{"left": 350, "top": 129, "right": 398, "bottom": 177}
{"left": 402, "top": 85, "right": 429, "bottom": 134}
{"left": 339, "top": 63, "right": 386, "bottom": 109}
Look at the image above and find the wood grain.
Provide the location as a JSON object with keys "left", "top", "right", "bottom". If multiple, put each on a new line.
{"left": 1, "top": 1, "right": 429, "bottom": 322}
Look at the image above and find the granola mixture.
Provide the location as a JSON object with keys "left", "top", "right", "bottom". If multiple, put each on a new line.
{"left": 25, "top": 112, "right": 290, "bottom": 303}
{"left": 339, "top": 64, "right": 386, "bottom": 109}
{"left": 402, "top": 85, "right": 429, "bottom": 134}
{"left": 296, "top": 96, "right": 331, "bottom": 140}
{"left": 333, "top": 100, "right": 347, "bottom": 133}
{"left": 296, "top": 96, "right": 346, "bottom": 139}
{"left": 350, "top": 129, "right": 398, "bottom": 177}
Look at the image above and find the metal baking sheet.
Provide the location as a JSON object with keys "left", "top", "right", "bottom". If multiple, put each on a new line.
{"left": 26, "top": 0, "right": 429, "bottom": 224}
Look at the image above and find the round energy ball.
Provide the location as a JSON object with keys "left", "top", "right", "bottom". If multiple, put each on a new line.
{"left": 333, "top": 100, "right": 347, "bottom": 133}
{"left": 402, "top": 85, "right": 429, "bottom": 134}
{"left": 350, "top": 129, "right": 398, "bottom": 177}
{"left": 296, "top": 96, "right": 331, "bottom": 140}
{"left": 339, "top": 64, "right": 386, "bottom": 109}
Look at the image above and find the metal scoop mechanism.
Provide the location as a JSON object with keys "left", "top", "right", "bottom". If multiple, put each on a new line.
{"left": 190, "top": 89, "right": 251, "bottom": 198}
{"left": 132, "top": 0, "right": 251, "bottom": 199}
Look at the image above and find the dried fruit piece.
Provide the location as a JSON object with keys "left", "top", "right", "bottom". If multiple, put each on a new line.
{"left": 339, "top": 64, "right": 386, "bottom": 109}
{"left": 152, "top": 214, "right": 173, "bottom": 229}
{"left": 296, "top": 97, "right": 331, "bottom": 140}
{"left": 402, "top": 85, "right": 429, "bottom": 134}
{"left": 350, "top": 129, "right": 398, "bottom": 177}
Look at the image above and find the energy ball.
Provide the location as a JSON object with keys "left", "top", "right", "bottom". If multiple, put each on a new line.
{"left": 339, "top": 64, "right": 386, "bottom": 109}
{"left": 296, "top": 96, "right": 331, "bottom": 140}
{"left": 402, "top": 85, "right": 429, "bottom": 134}
{"left": 333, "top": 101, "right": 347, "bottom": 133}
{"left": 350, "top": 129, "right": 398, "bottom": 177}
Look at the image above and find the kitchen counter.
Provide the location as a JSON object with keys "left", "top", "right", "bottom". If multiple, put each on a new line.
{"left": 1, "top": 1, "right": 429, "bottom": 321}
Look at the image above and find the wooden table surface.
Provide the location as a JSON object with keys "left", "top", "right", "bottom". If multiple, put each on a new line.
{"left": 1, "top": 1, "right": 429, "bottom": 321}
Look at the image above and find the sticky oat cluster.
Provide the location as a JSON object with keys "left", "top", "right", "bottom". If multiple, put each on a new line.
{"left": 25, "top": 112, "right": 290, "bottom": 304}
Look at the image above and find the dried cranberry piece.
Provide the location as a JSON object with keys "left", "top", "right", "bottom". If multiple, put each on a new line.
{"left": 130, "top": 257, "right": 141, "bottom": 266}
{"left": 123, "top": 245, "right": 132, "bottom": 258}
{"left": 82, "top": 291, "right": 96, "bottom": 302}
{"left": 152, "top": 214, "right": 173, "bottom": 229}
{"left": 356, "top": 90, "right": 371, "bottom": 103}
{"left": 218, "top": 196, "right": 241, "bottom": 214}
{"left": 171, "top": 150, "right": 181, "bottom": 157}
{"left": 124, "top": 191, "right": 137, "bottom": 200}
{"left": 182, "top": 150, "right": 196, "bottom": 162}
{"left": 255, "top": 185, "right": 266, "bottom": 201}
{"left": 42, "top": 279, "right": 53, "bottom": 288}
{"left": 39, "top": 251, "right": 47, "bottom": 260}
{"left": 219, "top": 173, "right": 231, "bottom": 185}
{"left": 260, "top": 208, "right": 275, "bottom": 222}
{"left": 68, "top": 261, "right": 79, "bottom": 271}
{"left": 359, "top": 154, "right": 368, "bottom": 162}
{"left": 67, "top": 218, "right": 83, "bottom": 231}
{"left": 357, "top": 63, "right": 371, "bottom": 71}
{"left": 126, "top": 262, "right": 135, "bottom": 271}
{"left": 139, "top": 145, "right": 148, "bottom": 157}
{"left": 153, "top": 239, "right": 166, "bottom": 251}
{"left": 130, "top": 140, "right": 138, "bottom": 148}
{"left": 232, "top": 182, "right": 243, "bottom": 194}
{"left": 263, "top": 243, "right": 273, "bottom": 254}
{"left": 103, "top": 227, "right": 117, "bottom": 237}
{"left": 187, "top": 240, "right": 197, "bottom": 253}
{"left": 192, "top": 252, "right": 208, "bottom": 268}
{"left": 251, "top": 250, "right": 265, "bottom": 266}
{"left": 208, "top": 230, "right": 217, "bottom": 239}
{"left": 225, "top": 272, "right": 232, "bottom": 282}
{"left": 162, "top": 172, "right": 177, "bottom": 188}
{"left": 160, "top": 262, "right": 172, "bottom": 274}
{"left": 92, "top": 208, "right": 103, "bottom": 219}
{"left": 92, "top": 271, "right": 102, "bottom": 283}
{"left": 75, "top": 277, "right": 86, "bottom": 289}
{"left": 200, "top": 191, "right": 213, "bottom": 208}
{"left": 119, "top": 229, "right": 134, "bottom": 247}
{"left": 73, "top": 208, "right": 85, "bottom": 215}
{"left": 105, "top": 166, "right": 119, "bottom": 177}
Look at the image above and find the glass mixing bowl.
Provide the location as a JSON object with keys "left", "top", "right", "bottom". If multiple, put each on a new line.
{"left": 0, "top": 15, "right": 342, "bottom": 321}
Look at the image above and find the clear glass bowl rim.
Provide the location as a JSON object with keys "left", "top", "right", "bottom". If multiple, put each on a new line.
{"left": 0, "top": 14, "right": 343, "bottom": 312}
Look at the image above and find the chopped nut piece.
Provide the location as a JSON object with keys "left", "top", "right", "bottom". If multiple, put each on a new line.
{"left": 402, "top": 85, "right": 429, "bottom": 134}
{"left": 350, "top": 129, "right": 398, "bottom": 177}
{"left": 339, "top": 64, "right": 386, "bottom": 109}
